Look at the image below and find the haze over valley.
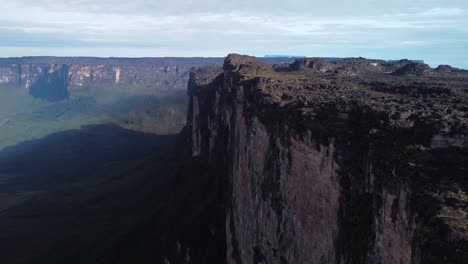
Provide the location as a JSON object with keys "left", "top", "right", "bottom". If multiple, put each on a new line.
{"left": 0, "top": 1, "right": 467, "bottom": 264}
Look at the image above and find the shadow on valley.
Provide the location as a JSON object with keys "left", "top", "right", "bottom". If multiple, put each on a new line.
{"left": 0, "top": 124, "right": 224, "bottom": 264}
{"left": 0, "top": 86, "right": 187, "bottom": 151}
{"left": 0, "top": 124, "right": 172, "bottom": 189}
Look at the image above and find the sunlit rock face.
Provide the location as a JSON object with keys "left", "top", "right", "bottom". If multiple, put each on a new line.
{"left": 185, "top": 54, "right": 468, "bottom": 264}
{"left": 66, "top": 63, "right": 191, "bottom": 90}
{"left": 0, "top": 58, "right": 226, "bottom": 101}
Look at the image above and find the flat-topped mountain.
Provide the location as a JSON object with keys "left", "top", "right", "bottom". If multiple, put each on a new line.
{"left": 0, "top": 54, "right": 466, "bottom": 264}
{"left": 183, "top": 54, "right": 468, "bottom": 263}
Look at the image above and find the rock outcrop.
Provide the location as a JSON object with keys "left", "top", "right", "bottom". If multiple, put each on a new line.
{"left": 184, "top": 54, "right": 468, "bottom": 264}
{"left": 435, "top": 65, "right": 467, "bottom": 73}
{"left": 392, "top": 62, "right": 432, "bottom": 77}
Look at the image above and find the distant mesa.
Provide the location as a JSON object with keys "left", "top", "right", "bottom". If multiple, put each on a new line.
{"left": 388, "top": 59, "right": 425, "bottom": 64}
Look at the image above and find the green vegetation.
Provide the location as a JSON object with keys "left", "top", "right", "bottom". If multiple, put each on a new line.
{"left": 0, "top": 85, "right": 187, "bottom": 150}
{"left": 448, "top": 221, "right": 468, "bottom": 236}
{"left": 447, "top": 192, "right": 468, "bottom": 202}
{"left": 445, "top": 192, "right": 468, "bottom": 236}
{"left": 406, "top": 144, "right": 430, "bottom": 152}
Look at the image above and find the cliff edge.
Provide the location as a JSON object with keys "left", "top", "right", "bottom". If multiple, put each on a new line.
{"left": 185, "top": 54, "right": 468, "bottom": 263}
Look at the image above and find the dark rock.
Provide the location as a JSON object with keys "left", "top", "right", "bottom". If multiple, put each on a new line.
{"left": 183, "top": 54, "right": 468, "bottom": 264}
{"left": 435, "top": 64, "right": 466, "bottom": 73}
{"left": 392, "top": 62, "right": 433, "bottom": 76}
{"left": 28, "top": 64, "right": 70, "bottom": 101}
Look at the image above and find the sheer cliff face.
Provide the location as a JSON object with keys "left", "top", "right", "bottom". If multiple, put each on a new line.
{"left": 26, "top": 64, "right": 70, "bottom": 101}
{"left": 0, "top": 63, "right": 71, "bottom": 101}
{"left": 187, "top": 55, "right": 468, "bottom": 264}
{"left": 0, "top": 58, "right": 225, "bottom": 101}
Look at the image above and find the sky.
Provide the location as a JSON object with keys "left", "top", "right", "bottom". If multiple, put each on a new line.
{"left": 0, "top": 0, "right": 467, "bottom": 68}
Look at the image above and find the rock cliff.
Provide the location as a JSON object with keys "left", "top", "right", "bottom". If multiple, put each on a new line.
{"left": 185, "top": 54, "right": 468, "bottom": 263}
{"left": 0, "top": 58, "right": 225, "bottom": 101}
{"left": 0, "top": 57, "right": 299, "bottom": 101}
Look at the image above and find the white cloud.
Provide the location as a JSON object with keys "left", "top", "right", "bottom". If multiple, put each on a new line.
{"left": 0, "top": 1, "right": 467, "bottom": 68}
{"left": 400, "top": 40, "right": 428, "bottom": 45}
{"left": 419, "top": 7, "right": 465, "bottom": 16}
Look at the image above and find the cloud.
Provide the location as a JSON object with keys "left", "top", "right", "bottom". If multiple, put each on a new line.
{"left": 0, "top": 1, "right": 467, "bottom": 68}
{"left": 419, "top": 7, "right": 465, "bottom": 16}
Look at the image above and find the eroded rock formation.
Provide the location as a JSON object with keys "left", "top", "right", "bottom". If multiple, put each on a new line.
{"left": 184, "top": 54, "right": 468, "bottom": 264}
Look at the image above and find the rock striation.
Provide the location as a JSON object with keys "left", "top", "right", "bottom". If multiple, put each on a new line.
{"left": 184, "top": 54, "right": 468, "bottom": 263}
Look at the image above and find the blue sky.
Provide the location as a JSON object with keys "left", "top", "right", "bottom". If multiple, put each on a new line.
{"left": 1, "top": 0, "right": 467, "bottom": 68}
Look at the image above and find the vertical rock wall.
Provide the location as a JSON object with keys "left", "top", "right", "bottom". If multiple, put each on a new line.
{"left": 186, "top": 55, "right": 468, "bottom": 264}
{"left": 0, "top": 58, "right": 226, "bottom": 101}
{"left": 28, "top": 64, "right": 70, "bottom": 101}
